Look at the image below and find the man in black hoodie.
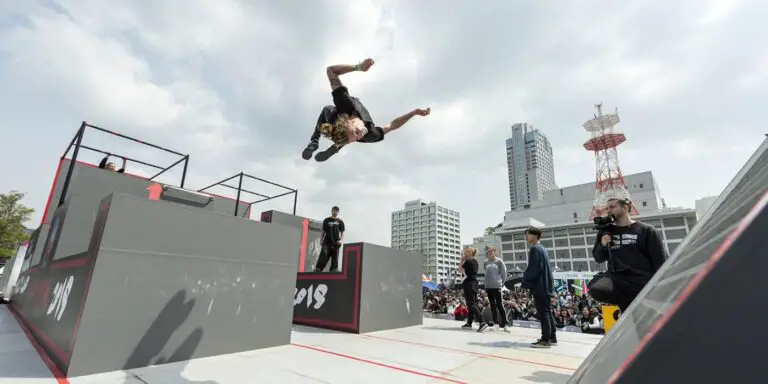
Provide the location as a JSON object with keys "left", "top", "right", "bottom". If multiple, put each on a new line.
{"left": 521, "top": 226, "right": 557, "bottom": 348}
{"left": 589, "top": 198, "right": 669, "bottom": 313}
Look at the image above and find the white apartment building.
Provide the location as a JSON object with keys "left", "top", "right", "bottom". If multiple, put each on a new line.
{"left": 503, "top": 171, "right": 665, "bottom": 227}
{"left": 391, "top": 199, "right": 462, "bottom": 283}
{"left": 496, "top": 208, "right": 700, "bottom": 274}
{"left": 506, "top": 123, "right": 557, "bottom": 211}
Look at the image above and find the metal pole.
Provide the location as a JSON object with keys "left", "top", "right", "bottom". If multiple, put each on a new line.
{"left": 242, "top": 173, "right": 295, "bottom": 193}
{"left": 197, "top": 173, "right": 241, "bottom": 193}
{"left": 292, "top": 191, "right": 298, "bottom": 215}
{"left": 58, "top": 122, "right": 86, "bottom": 207}
{"left": 148, "top": 156, "right": 187, "bottom": 181}
{"left": 85, "top": 123, "right": 186, "bottom": 157}
{"left": 234, "top": 172, "right": 244, "bottom": 217}
{"left": 79, "top": 145, "right": 164, "bottom": 170}
{"left": 180, "top": 155, "right": 189, "bottom": 188}
{"left": 217, "top": 183, "right": 270, "bottom": 199}
{"left": 60, "top": 127, "right": 81, "bottom": 160}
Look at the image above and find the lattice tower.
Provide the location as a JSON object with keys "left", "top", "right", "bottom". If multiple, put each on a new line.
{"left": 583, "top": 103, "right": 638, "bottom": 219}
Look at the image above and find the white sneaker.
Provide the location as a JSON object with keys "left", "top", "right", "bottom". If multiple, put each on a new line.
{"left": 501, "top": 326, "right": 511, "bottom": 333}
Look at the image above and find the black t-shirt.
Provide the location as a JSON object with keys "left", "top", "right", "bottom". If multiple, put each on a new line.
{"left": 462, "top": 258, "right": 479, "bottom": 281}
{"left": 322, "top": 217, "right": 345, "bottom": 244}
{"left": 331, "top": 86, "right": 385, "bottom": 143}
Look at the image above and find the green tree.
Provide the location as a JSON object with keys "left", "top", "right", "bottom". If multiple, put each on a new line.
{"left": 484, "top": 226, "right": 495, "bottom": 236}
{"left": 0, "top": 191, "right": 35, "bottom": 259}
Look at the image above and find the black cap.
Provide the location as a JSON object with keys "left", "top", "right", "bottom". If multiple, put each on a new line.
{"left": 331, "top": 206, "right": 339, "bottom": 211}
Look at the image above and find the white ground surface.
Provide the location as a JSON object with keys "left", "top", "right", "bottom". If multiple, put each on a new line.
{"left": 0, "top": 306, "right": 601, "bottom": 384}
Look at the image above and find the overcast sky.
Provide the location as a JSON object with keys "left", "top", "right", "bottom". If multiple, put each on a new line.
{"left": 0, "top": 0, "right": 764, "bottom": 246}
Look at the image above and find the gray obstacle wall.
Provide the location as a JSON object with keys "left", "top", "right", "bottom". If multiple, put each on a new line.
{"left": 261, "top": 210, "right": 325, "bottom": 272}
{"left": 42, "top": 159, "right": 250, "bottom": 225}
{"left": 37, "top": 159, "right": 251, "bottom": 265}
{"left": 292, "top": 242, "right": 422, "bottom": 334}
{"left": 357, "top": 243, "right": 423, "bottom": 333}
{"left": 11, "top": 192, "right": 300, "bottom": 377}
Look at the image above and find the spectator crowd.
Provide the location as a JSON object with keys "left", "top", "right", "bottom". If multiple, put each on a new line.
{"left": 423, "top": 284, "right": 606, "bottom": 334}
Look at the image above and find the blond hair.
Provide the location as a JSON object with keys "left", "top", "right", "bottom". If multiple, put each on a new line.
{"left": 464, "top": 247, "right": 478, "bottom": 259}
{"left": 319, "top": 113, "right": 354, "bottom": 145}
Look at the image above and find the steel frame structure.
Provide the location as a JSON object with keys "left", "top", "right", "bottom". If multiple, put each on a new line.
{"left": 197, "top": 172, "right": 298, "bottom": 217}
{"left": 58, "top": 121, "right": 190, "bottom": 207}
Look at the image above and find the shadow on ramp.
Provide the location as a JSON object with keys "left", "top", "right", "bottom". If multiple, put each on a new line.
{"left": 123, "top": 290, "right": 219, "bottom": 384}
{"left": 521, "top": 371, "right": 571, "bottom": 384}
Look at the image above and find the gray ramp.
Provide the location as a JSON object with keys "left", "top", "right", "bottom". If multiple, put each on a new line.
{"left": 292, "top": 242, "right": 422, "bottom": 333}
{"left": 11, "top": 192, "right": 300, "bottom": 377}
{"left": 568, "top": 137, "right": 768, "bottom": 383}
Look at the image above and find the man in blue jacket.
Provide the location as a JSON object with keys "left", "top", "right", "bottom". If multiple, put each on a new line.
{"left": 521, "top": 226, "right": 557, "bottom": 348}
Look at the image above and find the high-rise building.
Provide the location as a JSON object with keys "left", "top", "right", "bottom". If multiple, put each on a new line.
{"left": 390, "top": 199, "right": 462, "bottom": 283}
{"left": 506, "top": 123, "right": 557, "bottom": 211}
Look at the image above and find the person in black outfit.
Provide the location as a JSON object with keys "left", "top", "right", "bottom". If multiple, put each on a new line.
{"left": 458, "top": 247, "right": 488, "bottom": 332}
{"left": 301, "top": 58, "right": 431, "bottom": 162}
{"left": 588, "top": 198, "right": 669, "bottom": 313}
{"left": 521, "top": 226, "right": 557, "bottom": 348}
{"left": 98, "top": 154, "right": 126, "bottom": 173}
{"left": 314, "top": 206, "right": 345, "bottom": 272}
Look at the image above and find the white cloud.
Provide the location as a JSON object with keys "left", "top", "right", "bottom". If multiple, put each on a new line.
{"left": 0, "top": 0, "right": 765, "bottom": 254}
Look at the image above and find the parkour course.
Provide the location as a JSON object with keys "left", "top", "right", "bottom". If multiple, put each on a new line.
{"left": 4, "top": 122, "right": 767, "bottom": 383}
{"left": 6, "top": 122, "right": 424, "bottom": 378}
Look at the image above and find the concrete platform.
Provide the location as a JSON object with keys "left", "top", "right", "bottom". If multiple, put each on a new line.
{"left": 1, "top": 306, "right": 601, "bottom": 384}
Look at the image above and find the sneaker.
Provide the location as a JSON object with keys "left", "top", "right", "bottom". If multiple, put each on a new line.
{"left": 501, "top": 326, "right": 511, "bottom": 333}
{"left": 531, "top": 340, "right": 551, "bottom": 348}
{"left": 461, "top": 323, "right": 473, "bottom": 329}
{"left": 302, "top": 140, "right": 319, "bottom": 160}
{"left": 477, "top": 323, "right": 489, "bottom": 333}
{"left": 314, "top": 145, "right": 340, "bottom": 162}
{"left": 550, "top": 338, "right": 558, "bottom": 345}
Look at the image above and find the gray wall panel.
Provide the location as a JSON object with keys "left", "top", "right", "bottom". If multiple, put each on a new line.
{"left": 43, "top": 160, "right": 250, "bottom": 261}
{"left": 261, "top": 210, "right": 327, "bottom": 272}
{"left": 43, "top": 159, "right": 249, "bottom": 225}
{"left": 358, "top": 243, "right": 422, "bottom": 333}
{"left": 68, "top": 193, "right": 299, "bottom": 376}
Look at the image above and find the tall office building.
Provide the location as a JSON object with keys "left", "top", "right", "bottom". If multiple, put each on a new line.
{"left": 506, "top": 123, "right": 557, "bottom": 211}
{"left": 390, "top": 199, "right": 462, "bottom": 283}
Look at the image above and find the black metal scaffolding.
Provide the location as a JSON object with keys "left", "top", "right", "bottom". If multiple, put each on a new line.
{"left": 197, "top": 172, "right": 298, "bottom": 217}
{"left": 58, "top": 121, "right": 190, "bottom": 207}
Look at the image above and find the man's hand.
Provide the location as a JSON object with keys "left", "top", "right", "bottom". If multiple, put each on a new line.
{"left": 413, "top": 107, "right": 431, "bottom": 116}
{"left": 360, "top": 58, "right": 375, "bottom": 71}
{"left": 601, "top": 234, "right": 612, "bottom": 247}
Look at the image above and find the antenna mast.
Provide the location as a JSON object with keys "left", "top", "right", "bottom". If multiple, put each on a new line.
{"left": 582, "top": 103, "right": 638, "bottom": 219}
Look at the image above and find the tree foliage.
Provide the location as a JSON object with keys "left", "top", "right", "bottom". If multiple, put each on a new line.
{"left": 0, "top": 191, "right": 35, "bottom": 259}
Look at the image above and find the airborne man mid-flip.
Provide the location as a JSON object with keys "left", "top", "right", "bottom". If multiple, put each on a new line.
{"left": 301, "top": 57, "right": 431, "bottom": 162}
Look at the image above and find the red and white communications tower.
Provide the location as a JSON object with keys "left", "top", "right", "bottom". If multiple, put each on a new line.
{"left": 583, "top": 103, "right": 638, "bottom": 219}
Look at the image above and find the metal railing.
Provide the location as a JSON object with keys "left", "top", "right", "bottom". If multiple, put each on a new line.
{"left": 197, "top": 172, "right": 298, "bottom": 217}
{"left": 58, "top": 121, "right": 190, "bottom": 207}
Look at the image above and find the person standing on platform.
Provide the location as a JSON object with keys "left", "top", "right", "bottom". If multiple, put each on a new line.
{"left": 314, "top": 206, "right": 345, "bottom": 272}
{"left": 459, "top": 247, "right": 488, "bottom": 332}
{"left": 521, "top": 226, "right": 557, "bottom": 348}
{"left": 483, "top": 247, "right": 510, "bottom": 332}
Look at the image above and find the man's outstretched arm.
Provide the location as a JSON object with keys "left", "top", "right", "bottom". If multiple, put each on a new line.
{"left": 326, "top": 58, "right": 374, "bottom": 91}
{"left": 382, "top": 107, "right": 431, "bottom": 134}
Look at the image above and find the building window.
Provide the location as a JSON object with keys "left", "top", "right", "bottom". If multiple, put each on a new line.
{"left": 642, "top": 201, "right": 647, "bottom": 207}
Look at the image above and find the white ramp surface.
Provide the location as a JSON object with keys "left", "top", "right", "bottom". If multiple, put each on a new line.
{"left": 1, "top": 306, "right": 601, "bottom": 384}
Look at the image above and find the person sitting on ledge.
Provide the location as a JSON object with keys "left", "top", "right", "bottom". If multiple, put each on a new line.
{"left": 99, "top": 154, "right": 127, "bottom": 173}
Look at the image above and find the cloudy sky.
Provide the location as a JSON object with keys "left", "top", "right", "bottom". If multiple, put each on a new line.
{"left": 0, "top": 0, "right": 764, "bottom": 246}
